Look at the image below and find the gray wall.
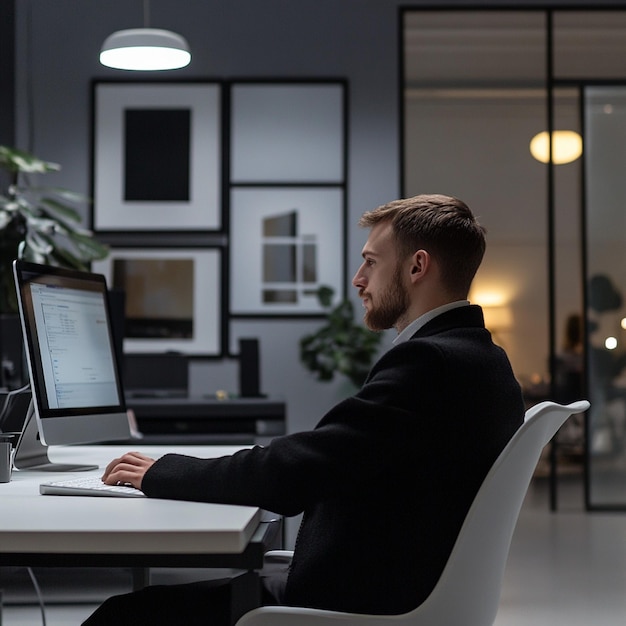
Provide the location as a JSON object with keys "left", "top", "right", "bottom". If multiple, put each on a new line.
{"left": 14, "top": 0, "right": 403, "bottom": 441}
{"left": 13, "top": 0, "right": 623, "bottom": 544}
{"left": 14, "top": 0, "right": 410, "bottom": 547}
{"left": 15, "top": 0, "right": 620, "bottom": 432}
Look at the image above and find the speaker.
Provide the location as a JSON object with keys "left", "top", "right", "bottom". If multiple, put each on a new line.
{"left": 238, "top": 338, "right": 263, "bottom": 398}
{"left": 107, "top": 288, "right": 126, "bottom": 378}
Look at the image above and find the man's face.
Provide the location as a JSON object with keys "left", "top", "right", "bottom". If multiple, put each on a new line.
{"left": 352, "top": 222, "right": 410, "bottom": 332}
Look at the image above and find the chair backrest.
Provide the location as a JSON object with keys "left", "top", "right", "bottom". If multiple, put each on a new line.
{"left": 236, "top": 401, "right": 589, "bottom": 626}
{"left": 404, "top": 399, "right": 589, "bottom": 626}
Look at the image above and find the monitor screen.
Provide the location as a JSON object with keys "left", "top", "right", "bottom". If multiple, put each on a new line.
{"left": 13, "top": 260, "right": 131, "bottom": 448}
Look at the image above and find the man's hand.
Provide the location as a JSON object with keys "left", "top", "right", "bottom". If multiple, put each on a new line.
{"left": 102, "top": 451, "right": 156, "bottom": 490}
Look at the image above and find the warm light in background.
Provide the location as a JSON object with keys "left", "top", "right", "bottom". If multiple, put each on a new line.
{"left": 605, "top": 336, "right": 618, "bottom": 350}
{"left": 482, "top": 305, "right": 513, "bottom": 331}
{"left": 621, "top": 317, "right": 626, "bottom": 330}
{"left": 470, "top": 289, "right": 509, "bottom": 308}
{"left": 469, "top": 288, "right": 513, "bottom": 347}
{"left": 529, "top": 130, "right": 583, "bottom": 164}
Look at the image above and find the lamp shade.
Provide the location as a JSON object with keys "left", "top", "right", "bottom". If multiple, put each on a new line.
{"left": 529, "top": 130, "right": 583, "bottom": 165}
{"left": 100, "top": 28, "right": 191, "bottom": 71}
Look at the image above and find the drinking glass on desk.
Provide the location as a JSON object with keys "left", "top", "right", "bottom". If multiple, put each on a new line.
{"left": 0, "top": 434, "right": 12, "bottom": 482}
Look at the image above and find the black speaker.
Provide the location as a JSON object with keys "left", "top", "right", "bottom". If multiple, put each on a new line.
{"left": 107, "top": 288, "right": 126, "bottom": 378}
{"left": 238, "top": 338, "right": 263, "bottom": 398}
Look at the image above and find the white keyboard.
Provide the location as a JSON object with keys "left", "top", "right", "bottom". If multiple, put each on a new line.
{"left": 40, "top": 475, "right": 146, "bottom": 498}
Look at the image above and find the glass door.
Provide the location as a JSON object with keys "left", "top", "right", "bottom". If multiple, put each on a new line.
{"left": 584, "top": 85, "right": 626, "bottom": 508}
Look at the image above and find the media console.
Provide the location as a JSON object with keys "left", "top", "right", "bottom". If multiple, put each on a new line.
{"left": 125, "top": 395, "right": 286, "bottom": 445}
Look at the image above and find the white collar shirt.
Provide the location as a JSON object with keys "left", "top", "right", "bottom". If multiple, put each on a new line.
{"left": 392, "top": 300, "right": 471, "bottom": 346}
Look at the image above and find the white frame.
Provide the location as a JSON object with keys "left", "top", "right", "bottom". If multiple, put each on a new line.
{"left": 93, "top": 248, "right": 222, "bottom": 355}
{"left": 93, "top": 83, "right": 221, "bottom": 231}
{"left": 230, "top": 187, "right": 345, "bottom": 315}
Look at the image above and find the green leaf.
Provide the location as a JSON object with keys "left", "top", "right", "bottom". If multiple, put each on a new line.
{"left": 68, "top": 231, "right": 109, "bottom": 258}
{"left": 40, "top": 197, "right": 82, "bottom": 222}
{"left": 0, "top": 145, "right": 60, "bottom": 174}
{"left": 0, "top": 146, "right": 108, "bottom": 314}
{"left": 47, "top": 246, "right": 86, "bottom": 270}
{"left": 34, "top": 187, "right": 90, "bottom": 204}
{"left": 25, "top": 231, "right": 54, "bottom": 255}
{"left": 299, "top": 286, "right": 382, "bottom": 387}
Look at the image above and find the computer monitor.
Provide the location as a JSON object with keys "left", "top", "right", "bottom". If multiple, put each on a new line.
{"left": 12, "top": 260, "right": 131, "bottom": 471}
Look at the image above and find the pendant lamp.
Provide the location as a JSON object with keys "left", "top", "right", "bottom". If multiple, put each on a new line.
{"left": 529, "top": 130, "right": 582, "bottom": 165}
{"left": 100, "top": 1, "right": 191, "bottom": 71}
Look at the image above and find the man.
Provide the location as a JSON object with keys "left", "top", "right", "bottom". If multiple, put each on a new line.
{"left": 84, "top": 194, "right": 524, "bottom": 625}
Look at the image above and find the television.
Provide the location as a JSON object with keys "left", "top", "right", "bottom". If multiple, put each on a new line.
{"left": 12, "top": 260, "right": 131, "bottom": 471}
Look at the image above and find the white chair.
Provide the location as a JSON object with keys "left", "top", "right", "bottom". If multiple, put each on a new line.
{"left": 236, "top": 400, "right": 590, "bottom": 626}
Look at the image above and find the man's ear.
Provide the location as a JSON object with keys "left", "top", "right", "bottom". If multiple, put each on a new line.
{"left": 409, "top": 250, "right": 430, "bottom": 283}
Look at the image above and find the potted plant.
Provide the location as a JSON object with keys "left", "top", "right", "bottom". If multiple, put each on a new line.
{"left": 300, "top": 285, "right": 382, "bottom": 388}
{"left": 0, "top": 145, "right": 109, "bottom": 314}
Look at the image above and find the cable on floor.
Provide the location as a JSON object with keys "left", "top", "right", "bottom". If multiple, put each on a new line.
{"left": 27, "top": 568, "right": 46, "bottom": 626}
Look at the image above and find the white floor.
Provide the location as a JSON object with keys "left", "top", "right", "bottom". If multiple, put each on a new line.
{"left": 496, "top": 477, "right": 626, "bottom": 625}
{"left": 2, "top": 476, "right": 625, "bottom": 625}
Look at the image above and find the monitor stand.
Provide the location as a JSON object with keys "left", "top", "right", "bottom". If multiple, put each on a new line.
{"left": 13, "top": 400, "right": 98, "bottom": 472}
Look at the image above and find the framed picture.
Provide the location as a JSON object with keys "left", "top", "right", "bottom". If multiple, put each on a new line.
{"left": 231, "top": 82, "right": 345, "bottom": 183}
{"left": 230, "top": 187, "right": 345, "bottom": 315}
{"left": 92, "top": 248, "right": 222, "bottom": 355}
{"left": 92, "top": 82, "right": 222, "bottom": 232}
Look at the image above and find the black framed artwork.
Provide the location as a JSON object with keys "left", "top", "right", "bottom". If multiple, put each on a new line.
{"left": 229, "top": 80, "right": 347, "bottom": 317}
{"left": 90, "top": 79, "right": 349, "bottom": 355}
{"left": 92, "top": 82, "right": 222, "bottom": 232}
{"left": 229, "top": 186, "right": 345, "bottom": 315}
{"left": 92, "top": 247, "right": 223, "bottom": 356}
{"left": 230, "top": 82, "right": 345, "bottom": 184}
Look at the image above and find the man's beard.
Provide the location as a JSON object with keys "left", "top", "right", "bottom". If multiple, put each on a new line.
{"left": 362, "top": 265, "right": 409, "bottom": 331}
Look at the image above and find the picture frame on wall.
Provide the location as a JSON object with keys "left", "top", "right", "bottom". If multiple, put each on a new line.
{"left": 230, "top": 81, "right": 345, "bottom": 183}
{"left": 92, "top": 248, "right": 223, "bottom": 356}
{"left": 229, "top": 187, "right": 345, "bottom": 315}
{"left": 92, "top": 82, "right": 222, "bottom": 232}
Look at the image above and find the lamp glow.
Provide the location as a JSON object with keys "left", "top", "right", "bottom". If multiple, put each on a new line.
{"left": 529, "top": 130, "right": 582, "bottom": 165}
{"left": 100, "top": 28, "right": 191, "bottom": 71}
{"left": 482, "top": 305, "right": 513, "bottom": 332}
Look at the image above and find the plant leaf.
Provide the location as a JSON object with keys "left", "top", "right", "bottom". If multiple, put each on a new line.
{"left": 317, "top": 285, "right": 335, "bottom": 307}
{"left": 0, "top": 145, "right": 60, "bottom": 174}
{"left": 33, "top": 187, "right": 89, "bottom": 204}
{"left": 25, "top": 231, "right": 54, "bottom": 255}
{"left": 67, "top": 231, "right": 110, "bottom": 259}
{"left": 39, "top": 197, "right": 82, "bottom": 222}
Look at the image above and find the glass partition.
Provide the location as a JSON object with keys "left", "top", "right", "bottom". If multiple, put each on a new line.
{"left": 553, "top": 10, "right": 626, "bottom": 508}
{"left": 403, "top": 10, "right": 549, "bottom": 389}
{"left": 584, "top": 86, "right": 626, "bottom": 508}
{"left": 403, "top": 8, "right": 626, "bottom": 510}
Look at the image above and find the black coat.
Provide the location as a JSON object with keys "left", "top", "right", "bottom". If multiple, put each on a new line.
{"left": 142, "top": 304, "right": 524, "bottom": 615}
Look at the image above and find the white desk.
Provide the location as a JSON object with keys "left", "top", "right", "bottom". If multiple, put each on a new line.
{"left": 0, "top": 445, "right": 279, "bottom": 570}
